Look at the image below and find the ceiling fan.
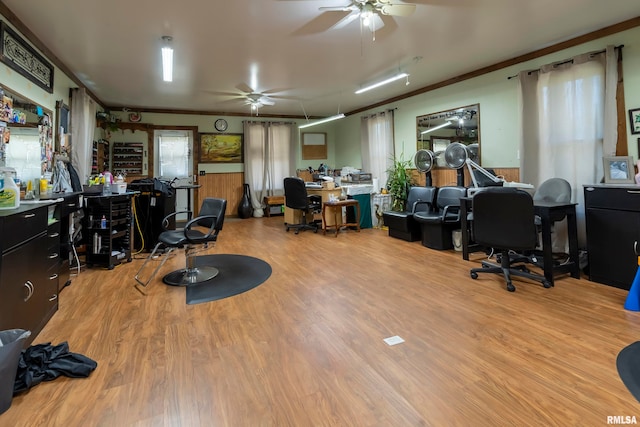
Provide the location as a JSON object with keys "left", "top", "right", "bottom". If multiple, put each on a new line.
{"left": 320, "top": 0, "right": 416, "bottom": 34}
{"left": 206, "top": 83, "right": 291, "bottom": 115}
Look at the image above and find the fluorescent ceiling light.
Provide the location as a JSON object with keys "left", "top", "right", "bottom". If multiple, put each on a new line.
{"left": 299, "top": 114, "right": 345, "bottom": 129}
{"left": 161, "top": 36, "right": 173, "bottom": 82}
{"left": 355, "top": 72, "right": 408, "bottom": 94}
{"left": 420, "top": 121, "right": 452, "bottom": 135}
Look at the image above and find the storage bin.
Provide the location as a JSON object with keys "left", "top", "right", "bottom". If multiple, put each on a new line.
{"left": 0, "top": 329, "right": 30, "bottom": 414}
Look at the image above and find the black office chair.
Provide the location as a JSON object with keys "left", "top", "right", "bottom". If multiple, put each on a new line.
{"left": 135, "top": 197, "right": 227, "bottom": 288}
{"left": 469, "top": 188, "right": 551, "bottom": 292}
{"left": 284, "top": 177, "right": 321, "bottom": 234}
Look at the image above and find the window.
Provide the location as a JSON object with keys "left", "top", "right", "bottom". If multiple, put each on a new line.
{"left": 156, "top": 130, "right": 192, "bottom": 178}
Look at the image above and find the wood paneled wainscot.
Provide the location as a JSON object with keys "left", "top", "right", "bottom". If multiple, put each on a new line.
{"left": 197, "top": 172, "right": 245, "bottom": 217}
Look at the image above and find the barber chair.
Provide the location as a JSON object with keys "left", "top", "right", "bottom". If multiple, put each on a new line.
{"left": 383, "top": 186, "right": 438, "bottom": 242}
{"left": 469, "top": 188, "right": 551, "bottom": 292}
{"left": 134, "top": 197, "right": 227, "bottom": 289}
{"left": 284, "top": 177, "right": 321, "bottom": 234}
{"left": 413, "top": 186, "right": 467, "bottom": 249}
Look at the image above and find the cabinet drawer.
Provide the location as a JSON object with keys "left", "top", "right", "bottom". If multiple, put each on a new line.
{"left": 1, "top": 208, "right": 47, "bottom": 252}
{"left": 584, "top": 186, "right": 640, "bottom": 211}
{"left": 47, "top": 221, "right": 61, "bottom": 250}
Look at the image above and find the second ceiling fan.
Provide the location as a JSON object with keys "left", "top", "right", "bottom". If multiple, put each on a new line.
{"left": 320, "top": 0, "right": 416, "bottom": 33}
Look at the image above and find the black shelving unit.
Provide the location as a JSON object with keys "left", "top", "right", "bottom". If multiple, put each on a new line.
{"left": 83, "top": 193, "right": 134, "bottom": 269}
{"left": 112, "top": 141, "right": 144, "bottom": 176}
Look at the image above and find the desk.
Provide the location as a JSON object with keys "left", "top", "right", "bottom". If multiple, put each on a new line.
{"left": 284, "top": 187, "right": 342, "bottom": 227}
{"left": 322, "top": 199, "right": 360, "bottom": 237}
{"left": 460, "top": 196, "right": 580, "bottom": 285}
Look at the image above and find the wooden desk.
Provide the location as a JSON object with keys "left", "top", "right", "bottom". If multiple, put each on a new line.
{"left": 284, "top": 187, "right": 342, "bottom": 227}
{"left": 460, "top": 196, "right": 580, "bottom": 285}
{"left": 322, "top": 199, "right": 360, "bottom": 237}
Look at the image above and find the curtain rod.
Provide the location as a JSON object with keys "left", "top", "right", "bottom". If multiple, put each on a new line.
{"left": 507, "top": 44, "right": 624, "bottom": 80}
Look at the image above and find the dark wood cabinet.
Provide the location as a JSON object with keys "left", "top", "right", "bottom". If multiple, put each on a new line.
{"left": 584, "top": 185, "right": 640, "bottom": 289}
{"left": 0, "top": 204, "right": 59, "bottom": 345}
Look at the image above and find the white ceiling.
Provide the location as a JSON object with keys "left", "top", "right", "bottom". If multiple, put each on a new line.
{"left": 3, "top": 0, "right": 640, "bottom": 118}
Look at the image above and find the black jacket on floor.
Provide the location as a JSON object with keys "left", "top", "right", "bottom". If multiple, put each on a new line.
{"left": 14, "top": 342, "right": 97, "bottom": 394}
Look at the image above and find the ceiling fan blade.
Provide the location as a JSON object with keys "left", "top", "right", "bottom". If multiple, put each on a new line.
{"left": 380, "top": 4, "right": 416, "bottom": 16}
{"left": 331, "top": 11, "right": 360, "bottom": 30}
{"left": 319, "top": 5, "right": 355, "bottom": 12}
{"left": 291, "top": 10, "right": 352, "bottom": 36}
{"left": 259, "top": 97, "right": 275, "bottom": 106}
{"left": 236, "top": 83, "right": 254, "bottom": 94}
{"left": 203, "top": 90, "right": 244, "bottom": 98}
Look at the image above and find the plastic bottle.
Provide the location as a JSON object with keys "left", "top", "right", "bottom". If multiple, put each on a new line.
{"left": 101, "top": 215, "right": 107, "bottom": 229}
{"left": 0, "top": 173, "right": 20, "bottom": 210}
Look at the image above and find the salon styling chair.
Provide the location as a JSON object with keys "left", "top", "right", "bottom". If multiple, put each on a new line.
{"left": 469, "top": 188, "right": 551, "bottom": 292}
{"left": 134, "top": 197, "right": 227, "bottom": 288}
{"left": 284, "top": 177, "right": 321, "bottom": 234}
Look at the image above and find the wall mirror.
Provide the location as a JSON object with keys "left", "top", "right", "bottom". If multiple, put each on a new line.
{"left": 0, "top": 84, "right": 53, "bottom": 182}
{"left": 416, "top": 104, "right": 480, "bottom": 167}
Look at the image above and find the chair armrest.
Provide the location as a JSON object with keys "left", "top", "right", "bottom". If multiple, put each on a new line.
{"left": 412, "top": 200, "right": 432, "bottom": 213}
{"left": 161, "top": 210, "right": 192, "bottom": 230}
{"left": 183, "top": 214, "right": 219, "bottom": 243}
{"left": 441, "top": 205, "right": 461, "bottom": 223}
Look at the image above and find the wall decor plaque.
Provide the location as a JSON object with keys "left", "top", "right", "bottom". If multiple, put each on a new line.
{"left": 0, "top": 21, "right": 54, "bottom": 93}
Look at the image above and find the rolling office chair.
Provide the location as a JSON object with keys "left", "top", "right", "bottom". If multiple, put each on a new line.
{"left": 283, "top": 177, "right": 321, "bottom": 234}
{"left": 135, "top": 197, "right": 227, "bottom": 288}
{"left": 469, "top": 188, "right": 551, "bottom": 292}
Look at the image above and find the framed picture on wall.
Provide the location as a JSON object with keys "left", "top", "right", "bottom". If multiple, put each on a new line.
{"left": 199, "top": 133, "right": 243, "bottom": 163}
{"left": 629, "top": 108, "right": 640, "bottom": 135}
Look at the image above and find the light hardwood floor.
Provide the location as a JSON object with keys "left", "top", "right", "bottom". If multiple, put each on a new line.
{"left": 2, "top": 216, "right": 640, "bottom": 426}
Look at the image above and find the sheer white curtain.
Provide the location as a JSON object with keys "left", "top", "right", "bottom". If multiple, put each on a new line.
{"left": 518, "top": 46, "right": 618, "bottom": 247}
{"left": 243, "top": 121, "right": 296, "bottom": 217}
{"left": 70, "top": 88, "right": 97, "bottom": 185}
{"left": 361, "top": 110, "right": 394, "bottom": 189}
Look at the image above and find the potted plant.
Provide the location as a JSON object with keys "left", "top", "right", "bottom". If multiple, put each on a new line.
{"left": 386, "top": 153, "right": 416, "bottom": 211}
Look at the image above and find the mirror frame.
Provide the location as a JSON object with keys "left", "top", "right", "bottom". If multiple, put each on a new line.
{"left": 416, "top": 104, "right": 480, "bottom": 168}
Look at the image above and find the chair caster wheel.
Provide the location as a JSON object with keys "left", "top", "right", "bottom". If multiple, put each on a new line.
{"left": 470, "top": 272, "right": 478, "bottom": 279}
{"left": 543, "top": 280, "right": 552, "bottom": 288}
{"left": 507, "top": 283, "right": 516, "bottom": 292}
{"left": 286, "top": 227, "right": 290, "bottom": 232}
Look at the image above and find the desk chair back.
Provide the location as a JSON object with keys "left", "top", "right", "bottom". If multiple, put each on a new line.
{"left": 473, "top": 188, "right": 537, "bottom": 251}
{"left": 284, "top": 177, "right": 311, "bottom": 210}
{"left": 534, "top": 178, "right": 571, "bottom": 203}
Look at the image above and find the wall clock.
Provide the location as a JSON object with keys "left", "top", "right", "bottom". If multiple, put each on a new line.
{"left": 214, "top": 118, "right": 228, "bottom": 132}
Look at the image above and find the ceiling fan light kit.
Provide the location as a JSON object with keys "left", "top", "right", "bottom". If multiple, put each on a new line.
{"left": 355, "top": 72, "right": 409, "bottom": 94}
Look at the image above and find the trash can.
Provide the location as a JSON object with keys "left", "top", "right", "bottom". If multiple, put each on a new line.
{"left": 0, "top": 329, "right": 30, "bottom": 414}
{"left": 452, "top": 229, "right": 463, "bottom": 252}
